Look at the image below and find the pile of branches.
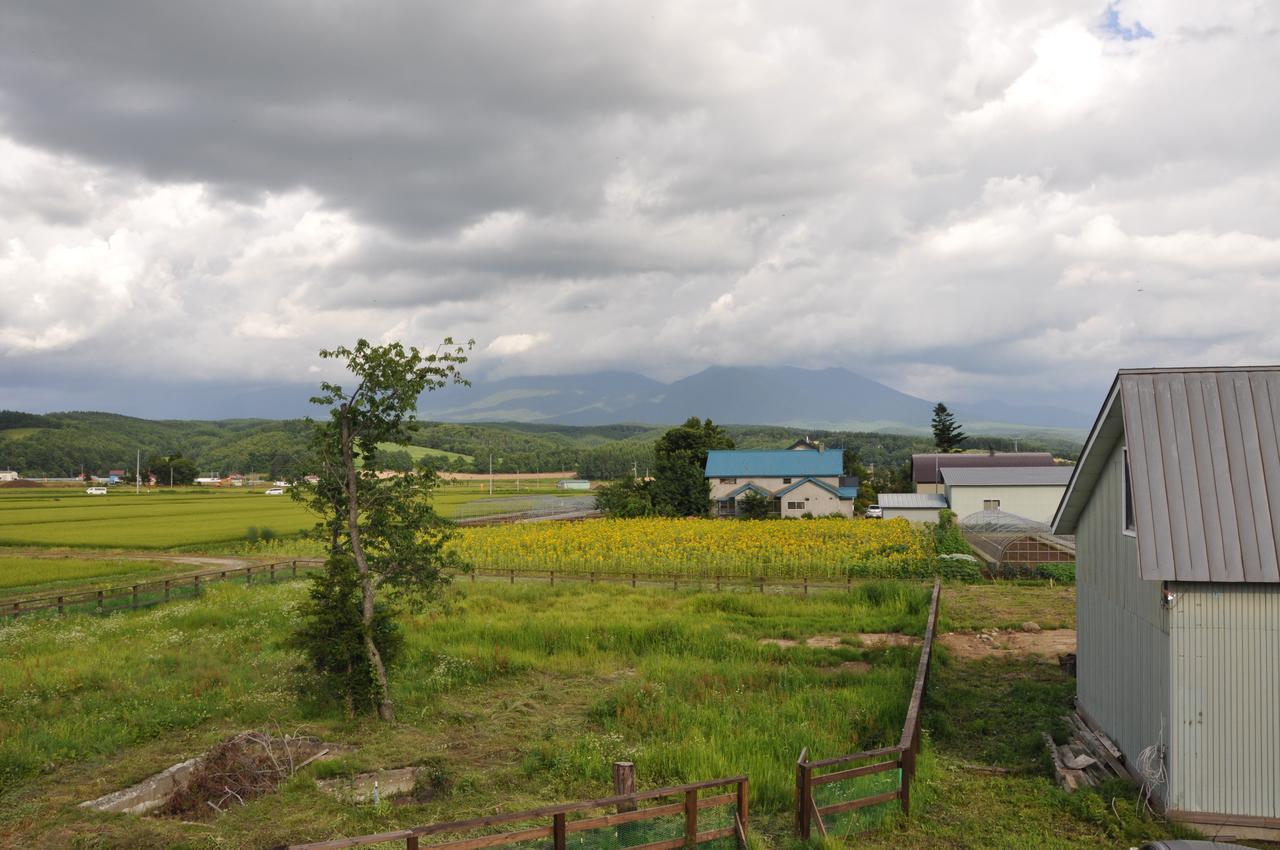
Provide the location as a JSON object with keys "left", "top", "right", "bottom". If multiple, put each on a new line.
{"left": 162, "top": 731, "right": 324, "bottom": 819}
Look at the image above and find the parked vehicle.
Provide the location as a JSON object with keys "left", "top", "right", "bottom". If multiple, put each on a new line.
{"left": 85, "top": 487, "right": 108, "bottom": 495}
{"left": 864, "top": 504, "right": 883, "bottom": 519}
{"left": 264, "top": 487, "right": 285, "bottom": 496}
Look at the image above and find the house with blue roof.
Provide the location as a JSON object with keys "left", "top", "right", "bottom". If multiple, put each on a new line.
{"left": 705, "top": 447, "right": 859, "bottom": 518}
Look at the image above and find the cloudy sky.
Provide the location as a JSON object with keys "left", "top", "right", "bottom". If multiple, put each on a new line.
{"left": 2, "top": 0, "right": 1279, "bottom": 418}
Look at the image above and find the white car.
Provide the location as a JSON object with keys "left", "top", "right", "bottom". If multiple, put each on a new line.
{"left": 85, "top": 487, "right": 108, "bottom": 495}
{"left": 264, "top": 487, "right": 286, "bottom": 496}
{"left": 864, "top": 504, "right": 883, "bottom": 518}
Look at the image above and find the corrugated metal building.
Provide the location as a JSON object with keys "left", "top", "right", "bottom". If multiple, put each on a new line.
{"left": 878, "top": 492, "right": 948, "bottom": 523}
{"left": 942, "top": 465, "right": 1074, "bottom": 524}
{"left": 1054, "top": 367, "right": 1280, "bottom": 840}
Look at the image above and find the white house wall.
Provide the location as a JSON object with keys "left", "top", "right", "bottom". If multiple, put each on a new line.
{"left": 946, "top": 484, "right": 1067, "bottom": 524}
{"left": 1167, "top": 583, "right": 1280, "bottom": 820}
{"left": 1075, "top": 441, "right": 1170, "bottom": 803}
{"left": 776, "top": 480, "right": 852, "bottom": 518}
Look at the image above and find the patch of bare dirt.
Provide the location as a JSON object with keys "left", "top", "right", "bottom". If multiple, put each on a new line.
{"left": 824, "top": 660, "right": 871, "bottom": 674}
{"left": 857, "top": 633, "right": 922, "bottom": 648}
{"left": 804, "top": 635, "right": 844, "bottom": 648}
{"left": 940, "top": 629, "right": 1076, "bottom": 661}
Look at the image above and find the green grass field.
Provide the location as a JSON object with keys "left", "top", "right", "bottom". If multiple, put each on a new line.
{"left": 376, "top": 442, "right": 473, "bottom": 463}
{"left": 0, "top": 580, "right": 1203, "bottom": 850}
{"left": 0, "top": 580, "right": 931, "bottom": 849}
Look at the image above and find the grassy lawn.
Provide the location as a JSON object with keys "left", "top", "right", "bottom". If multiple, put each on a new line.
{"left": 375, "top": 442, "right": 473, "bottom": 463}
{"left": 0, "top": 580, "right": 931, "bottom": 849}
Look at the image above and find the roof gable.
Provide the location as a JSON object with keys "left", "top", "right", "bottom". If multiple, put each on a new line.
{"left": 705, "top": 449, "right": 842, "bottom": 478}
{"left": 1054, "top": 367, "right": 1280, "bottom": 584}
{"left": 911, "top": 452, "right": 1056, "bottom": 484}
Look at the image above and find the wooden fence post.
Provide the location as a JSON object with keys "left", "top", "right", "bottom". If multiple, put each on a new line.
{"left": 758, "top": 576, "right": 765, "bottom": 593}
{"left": 292, "top": 560, "right": 298, "bottom": 578}
{"left": 10, "top": 601, "right": 18, "bottom": 618}
{"left": 684, "top": 788, "right": 698, "bottom": 849}
{"left": 737, "top": 777, "right": 750, "bottom": 845}
{"left": 900, "top": 747, "right": 912, "bottom": 815}
{"left": 795, "top": 748, "right": 809, "bottom": 838}
{"left": 164, "top": 580, "right": 171, "bottom": 603}
{"left": 550, "top": 570, "right": 555, "bottom": 586}
{"left": 613, "top": 761, "right": 637, "bottom": 846}
{"left": 553, "top": 813, "right": 566, "bottom": 850}
{"left": 132, "top": 585, "right": 139, "bottom": 609}
{"left": 407, "top": 835, "right": 419, "bottom": 850}
{"left": 270, "top": 562, "right": 277, "bottom": 583}
{"left": 510, "top": 569, "right": 515, "bottom": 584}
{"left": 194, "top": 574, "right": 202, "bottom": 596}
{"left": 246, "top": 566, "right": 253, "bottom": 586}
{"left": 97, "top": 590, "right": 104, "bottom": 613}
{"left": 57, "top": 596, "right": 64, "bottom": 616}
{"left": 631, "top": 572, "right": 637, "bottom": 587}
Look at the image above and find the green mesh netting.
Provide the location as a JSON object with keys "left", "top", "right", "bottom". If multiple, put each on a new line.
{"left": 812, "top": 768, "right": 900, "bottom": 837}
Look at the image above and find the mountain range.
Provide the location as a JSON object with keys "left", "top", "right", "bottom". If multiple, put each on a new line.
{"left": 423, "top": 365, "right": 1093, "bottom": 434}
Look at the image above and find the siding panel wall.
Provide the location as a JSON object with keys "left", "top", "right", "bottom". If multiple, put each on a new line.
{"left": 1168, "top": 584, "right": 1280, "bottom": 817}
{"left": 1076, "top": 440, "right": 1170, "bottom": 800}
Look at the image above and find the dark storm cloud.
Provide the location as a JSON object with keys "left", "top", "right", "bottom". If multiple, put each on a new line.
{"left": 3, "top": 0, "right": 1280, "bottom": 416}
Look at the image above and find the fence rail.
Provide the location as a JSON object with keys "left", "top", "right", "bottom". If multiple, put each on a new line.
{"left": 277, "top": 775, "right": 748, "bottom": 850}
{"left": 2, "top": 559, "right": 325, "bottom": 619}
{"left": 795, "top": 578, "right": 941, "bottom": 838}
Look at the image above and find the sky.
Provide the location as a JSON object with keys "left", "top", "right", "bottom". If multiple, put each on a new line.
{"left": 2, "top": 0, "right": 1279, "bottom": 419}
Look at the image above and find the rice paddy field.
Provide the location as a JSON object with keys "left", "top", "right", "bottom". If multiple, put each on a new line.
{"left": 0, "top": 486, "right": 581, "bottom": 550}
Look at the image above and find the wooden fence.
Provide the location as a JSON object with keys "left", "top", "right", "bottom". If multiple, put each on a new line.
{"left": 2, "top": 559, "right": 325, "bottom": 619}
{"left": 795, "top": 579, "right": 941, "bottom": 839}
{"left": 464, "top": 566, "right": 888, "bottom": 595}
{"left": 277, "top": 775, "right": 749, "bottom": 850}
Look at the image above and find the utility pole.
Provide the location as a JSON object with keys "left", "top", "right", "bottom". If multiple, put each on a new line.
{"left": 135, "top": 450, "right": 140, "bottom": 495}
{"left": 489, "top": 453, "right": 493, "bottom": 496}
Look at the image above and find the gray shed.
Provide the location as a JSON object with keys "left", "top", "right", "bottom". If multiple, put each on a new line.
{"left": 1054, "top": 367, "right": 1280, "bottom": 840}
{"left": 878, "top": 492, "right": 947, "bottom": 523}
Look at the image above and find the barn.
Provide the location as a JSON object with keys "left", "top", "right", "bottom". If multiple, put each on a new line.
{"left": 1053, "top": 366, "right": 1280, "bottom": 840}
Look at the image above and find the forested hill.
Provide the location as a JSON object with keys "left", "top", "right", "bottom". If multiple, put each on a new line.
{"left": 0, "top": 411, "right": 1082, "bottom": 480}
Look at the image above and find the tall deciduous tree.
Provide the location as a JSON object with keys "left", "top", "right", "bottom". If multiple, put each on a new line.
{"left": 650, "top": 417, "right": 734, "bottom": 516}
{"left": 931, "top": 403, "right": 967, "bottom": 453}
{"left": 294, "top": 338, "right": 471, "bottom": 721}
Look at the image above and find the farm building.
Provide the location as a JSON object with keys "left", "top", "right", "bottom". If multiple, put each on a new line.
{"left": 556, "top": 479, "right": 591, "bottom": 490}
{"left": 0, "top": 470, "right": 18, "bottom": 482}
{"left": 877, "top": 492, "right": 947, "bottom": 523}
{"left": 912, "top": 451, "right": 1056, "bottom": 494}
{"left": 1053, "top": 366, "right": 1280, "bottom": 839}
{"left": 942, "top": 465, "right": 1073, "bottom": 524}
{"left": 705, "top": 449, "right": 858, "bottom": 518}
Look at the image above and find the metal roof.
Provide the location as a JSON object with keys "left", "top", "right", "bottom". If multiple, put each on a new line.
{"left": 1054, "top": 367, "right": 1280, "bottom": 583}
{"left": 911, "top": 452, "right": 1056, "bottom": 484}
{"left": 774, "top": 476, "right": 855, "bottom": 500}
{"left": 941, "top": 466, "right": 1074, "bottom": 486}
{"left": 878, "top": 493, "right": 948, "bottom": 509}
{"left": 704, "top": 449, "right": 842, "bottom": 478}
{"left": 721, "top": 482, "right": 772, "bottom": 500}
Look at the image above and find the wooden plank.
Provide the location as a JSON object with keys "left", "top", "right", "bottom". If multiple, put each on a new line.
{"left": 432, "top": 826, "right": 555, "bottom": 850}
{"left": 804, "top": 745, "right": 902, "bottom": 769}
{"left": 811, "top": 760, "right": 899, "bottom": 785}
{"left": 565, "top": 802, "right": 683, "bottom": 832}
{"left": 809, "top": 798, "right": 829, "bottom": 840}
{"left": 815, "top": 790, "right": 900, "bottom": 817}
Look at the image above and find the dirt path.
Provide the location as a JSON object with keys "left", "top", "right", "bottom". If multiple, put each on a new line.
{"left": 940, "top": 629, "right": 1076, "bottom": 660}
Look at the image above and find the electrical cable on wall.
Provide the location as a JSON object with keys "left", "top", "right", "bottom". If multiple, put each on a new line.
{"left": 1134, "top": 714, "right": 1167, "bottom": 814}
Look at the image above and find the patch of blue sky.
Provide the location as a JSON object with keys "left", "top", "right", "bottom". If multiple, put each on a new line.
{"left": 1101, "top": 2, "right": 1154, "bottom": 41}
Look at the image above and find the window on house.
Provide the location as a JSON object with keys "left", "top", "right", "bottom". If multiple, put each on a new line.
{"left": 1123, "top": 448, "right": 1136, "bottom": 534}
{"left": 720, "top": 478, "right": 737, "bottom": 484}
{"left": 983, "top": 499, "right": 1001, "bottom": 511}
{"left": 787, "top": 501, "right": 804, "bottom": 510}
{"left": 782, "top": 478, "right": 792, "bottom": 484}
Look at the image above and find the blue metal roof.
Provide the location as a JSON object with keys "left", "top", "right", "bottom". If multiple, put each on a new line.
{"left": 705, "top": 449, "right": 843, "bottom": 478}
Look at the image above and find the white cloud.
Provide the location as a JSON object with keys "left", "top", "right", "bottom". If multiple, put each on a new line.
{"left": 487, "top": 333, "right": 550, "bottom": 356}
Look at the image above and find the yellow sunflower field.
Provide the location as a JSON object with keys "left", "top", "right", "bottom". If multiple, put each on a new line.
{"left": 448, "top": 516, "right": 936, "bottom": 579}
